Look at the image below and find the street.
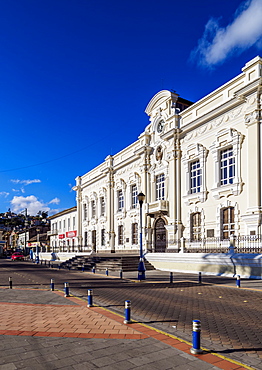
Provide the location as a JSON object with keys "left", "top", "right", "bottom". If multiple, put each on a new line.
{"left": 0, "top": 259, "right": 262, "bottom": 369}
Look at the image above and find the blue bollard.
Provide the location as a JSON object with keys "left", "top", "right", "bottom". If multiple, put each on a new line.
{"left": 87, "top": 289, "right": 93, "bottom": 307}
{"left": 190, "top": 320, "right": 203, "bottom": 354}
{"left": 120, "top": 269, "right": 123, "bottom": 279}
{"left": 198, "top": 272, "right": 202, "bottom": 284}
{"left": 50, "top": 278, "right": 54, "bottom": 291}
{"left": 64, "top": 282, "right": 70, "bottom": 297}
{"left": 236, "top": 275, "right": 241, "bottom": 288}
{"left": 82, "top": 264, "right": 85, "bottom": 272}
{"left": 170, "top": 272, "right": 173, "bottom": 283}
{"left": 58, "top": 264, "right": 61, "bottom": 270}
{"left": 9, "top": 277, "right": 12, "bottom": 289}
{"left": 106, "top": 268, "right": 108, "bottom": 276}
{"left": 92, "top": 266, "right": 96, "bottom": 274}
{"left": 124, "top": 300, "right": 131, "bottom": 324}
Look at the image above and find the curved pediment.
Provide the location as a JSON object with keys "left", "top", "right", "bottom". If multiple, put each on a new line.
{"left": 145, "top": 90, "right": 178, "bottom": 117}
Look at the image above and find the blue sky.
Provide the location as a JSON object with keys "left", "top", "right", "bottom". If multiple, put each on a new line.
{"left": 1, "top": 0, "right": 262, "bottom": 216}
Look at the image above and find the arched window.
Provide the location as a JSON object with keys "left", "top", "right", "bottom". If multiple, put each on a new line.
{"left": 221, "top": 207, "right": 234, "bottom": 239}
{"left": 191, "top": 212, "right": 201, "bottom": 241}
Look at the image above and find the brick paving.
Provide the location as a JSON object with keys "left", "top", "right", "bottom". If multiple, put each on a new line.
{"left": 0, "top": 288, "right": 248, "bottom": 370}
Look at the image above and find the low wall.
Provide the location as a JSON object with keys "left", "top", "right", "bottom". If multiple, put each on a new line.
{"left": 146, "top": 252, "right": 262, "bottom": 279}
{"left": 37, "top": 252, "right": 92, "bottom": 262}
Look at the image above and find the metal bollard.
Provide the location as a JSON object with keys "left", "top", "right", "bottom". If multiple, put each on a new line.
{"left": 58, "top": 264, "right": 61, "bottom": 270}
{"left": 124, "top": 300, "right": 131, "bottom": 324}
{"left": 9, "top": 277, "right": 12, "bottom": 289}
{"left": 170, "top": 272, "right": 173, "bottom": 284}
{"left": 106, "top": 268, "right": 108, "bottom": 276}
{"left": 50, "top": 278, "right": 54, "bottom": 291}
{"left": 82, "top": 264, "right": 85, "bottom": 272}
{"left": 92, "top": 266, "right": 96, "bottom": 274}
{"left": 48, "top": 261, "right": 51, "bottom": 268}
{"left": 236, "top": 275, "right": 241, "bottom": 288}
{"left": 45, "top": 260, "right": 47, "bottom": 266}
{"left": 190, "top": 320, "right": 203, "bottom": 354}
{"left": 198, "top": 272, "right": 202, "bottom": 284}
{"left": 87, "top": 289, "right": 93, "bottom": 307}
{"left": 64, "top": 282, "right": 70, "bottom": 297}
{"left": 120, "top": 269, "right": 123, "bottom": 279}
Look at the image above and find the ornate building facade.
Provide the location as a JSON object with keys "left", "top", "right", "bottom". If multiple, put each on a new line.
{"left": 74, "top": 56, "right": 262, "bottom": 254}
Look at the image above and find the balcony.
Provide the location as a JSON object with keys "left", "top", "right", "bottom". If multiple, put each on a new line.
{"left": 146, "top": 200, "right": 169, "bottom": 216}
{"left": 47, "top": 229, "right": 58, "bottom": 236}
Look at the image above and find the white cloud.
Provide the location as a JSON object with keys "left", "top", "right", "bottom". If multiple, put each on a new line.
{"left": 10, "top": 195, "right": 50, "bottom": 215}
{"left": 11, "top": 179, "right": 41, "bottom": 186}
{"left": 191, "top": 0, "right": 262, "bottom": 67}
{"left": 49, "top": 197, "right": 60, "bottom": 205}
{"left": 0, "top": 191, "right": 9, "bottom": 198}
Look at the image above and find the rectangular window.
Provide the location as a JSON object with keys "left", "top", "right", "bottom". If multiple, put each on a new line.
{"left": 63, "top": 220, "right": 65, "bottom": 231}
{"left": 91, "top": 200, "right": 96, "bottom": 218}
{"left": 83, "top": 204, "right": 87, "bottom": 220}
{"left": 84, "top": 231, "right": 88, "bottom": 246}
{"left": 100, "top": 197, "right": 105, "bottom": 216}
{"left": 118, "top": 225, "right": 124, "bottom": 245}
{"left": 73, "top": 217, "right": 75, "bottom": 229}
{"left": 131, "top": 185, "right": 138, "bottom": 208}
{"left": 101, "top": 229, "right": 105, "bottom": 246}
{"left": 191, "top": 212, "right": 201, "bottom": 241}
{"left": 190, "top": 160, "right": 202, "bottom": 193}
{"left": 131, "top": 223, "right": 138, "bottom": 244}
{"left": 222, "top": 207, "right": 235, "bottom": 239}
{"left": 118, "top": 190, "right": 124, "bottom": 211}
{"left": 156, "top": 174, "right": 165, "bottom": 200}
{"left": 220, "top": 147, "right": 235, "bottom": 185}
{"left": 59, "top": 221, "right": 61, "bottom": 231}
{"left": 68, "top": 218, "right": 70, "bottom": 230}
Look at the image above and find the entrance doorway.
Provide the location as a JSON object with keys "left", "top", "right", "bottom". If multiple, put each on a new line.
{"left": 154, "top": 218, "right": 166, "bottom": 252}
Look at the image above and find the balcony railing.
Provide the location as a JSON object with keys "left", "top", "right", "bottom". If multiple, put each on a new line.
{"left": 147, "top": 200, "right": 169, "bottom": 215}
{"left": 47, "top": 229, "right": 58, "bottom": 236}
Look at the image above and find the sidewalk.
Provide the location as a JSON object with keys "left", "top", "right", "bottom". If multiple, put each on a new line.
{"left": 0, "top": 287, "right": 250, "bottom": 370}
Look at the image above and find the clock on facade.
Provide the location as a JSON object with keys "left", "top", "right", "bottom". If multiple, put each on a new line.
{"left": 157, "top": 120, "right": 164, "bottom": 133}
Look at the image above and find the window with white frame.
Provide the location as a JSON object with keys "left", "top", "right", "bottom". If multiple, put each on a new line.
{"left": 131, "top": 184, "right": 138, "bottom": 208}
{"left": 131, "top": 223, "right": 138, "bottom": 244}
{"left": 68, "top": 218, "right": 70, "bottom": 230}
{"left": 100, "top": 196, "right": 105, "bottom": 216}
{"left": 73, "top": 217, "right": 75, "bottom": 229}
{"left": 221, "top": 207, "right": 234, "bottom": 239}
{"left": 84, "top": 231, "right": 88, "bottom": 246}
{"left": 118, "top": 225, "right": 124, "bottom": 245}
{"left": 91, "top": 200, "right": 96, "bottom": 218}
{"left": 190, "top": 212, "right": 201, "bottom": 241}
{"left": 83, "top": 204, "right": 87, "bottom": 220}
{"left": 210, "top": 128, "right": 244, "bottom": 199}
{"left": 156, "top": 174, "right": 165, "bottom": 200}
{"left": 101, "top": 228, "right": 105, "bottom": 246}
{"left": 190, "top": 160, "right": 202, "bottom": 194}
{"left": 220, "top": 147, "right": 235, "bottom": 185}
{"left": 118, "top": 190, "right": 124, "bottom": 211}
{"left": 182, "top": 143, "right": 208, "bottom": 205}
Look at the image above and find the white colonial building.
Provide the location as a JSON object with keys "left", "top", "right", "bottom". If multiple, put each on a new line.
{"left": 74, "top": 56, "right": 262, "bottom": 255}
{"left": 48, "top": 206, "right": 77, "bottom": 252}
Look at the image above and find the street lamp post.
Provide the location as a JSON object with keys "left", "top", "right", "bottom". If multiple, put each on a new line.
{"left": 137, "top": 192, "right": 146, "bottom": 281}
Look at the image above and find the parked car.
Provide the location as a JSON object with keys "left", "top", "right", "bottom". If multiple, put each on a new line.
{"left": 11, "top": 252, "right": 24, "bottom": 261}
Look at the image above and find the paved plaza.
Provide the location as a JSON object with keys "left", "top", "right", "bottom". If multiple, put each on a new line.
{"left": 0, "top": 260, "right": 261, "bottom": 369}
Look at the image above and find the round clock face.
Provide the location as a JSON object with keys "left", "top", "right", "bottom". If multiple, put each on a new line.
{"left": 157, "top": 121, "right": 164, "bottom": 133}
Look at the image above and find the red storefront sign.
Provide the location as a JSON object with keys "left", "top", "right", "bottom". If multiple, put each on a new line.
{"left": 66, "top": 230, "right": 77, "bottom": 238}
{"left": 59, "top": 234, "right": 65, "bottom": 239}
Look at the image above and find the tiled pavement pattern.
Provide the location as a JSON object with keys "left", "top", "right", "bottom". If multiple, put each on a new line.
{"left": 0, "top": 288, "right": 248, "bottom": 370}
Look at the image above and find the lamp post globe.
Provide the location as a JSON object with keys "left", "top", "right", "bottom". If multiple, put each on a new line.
{"left": 137, "top": 192, "right": 146, "bottom": 281}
